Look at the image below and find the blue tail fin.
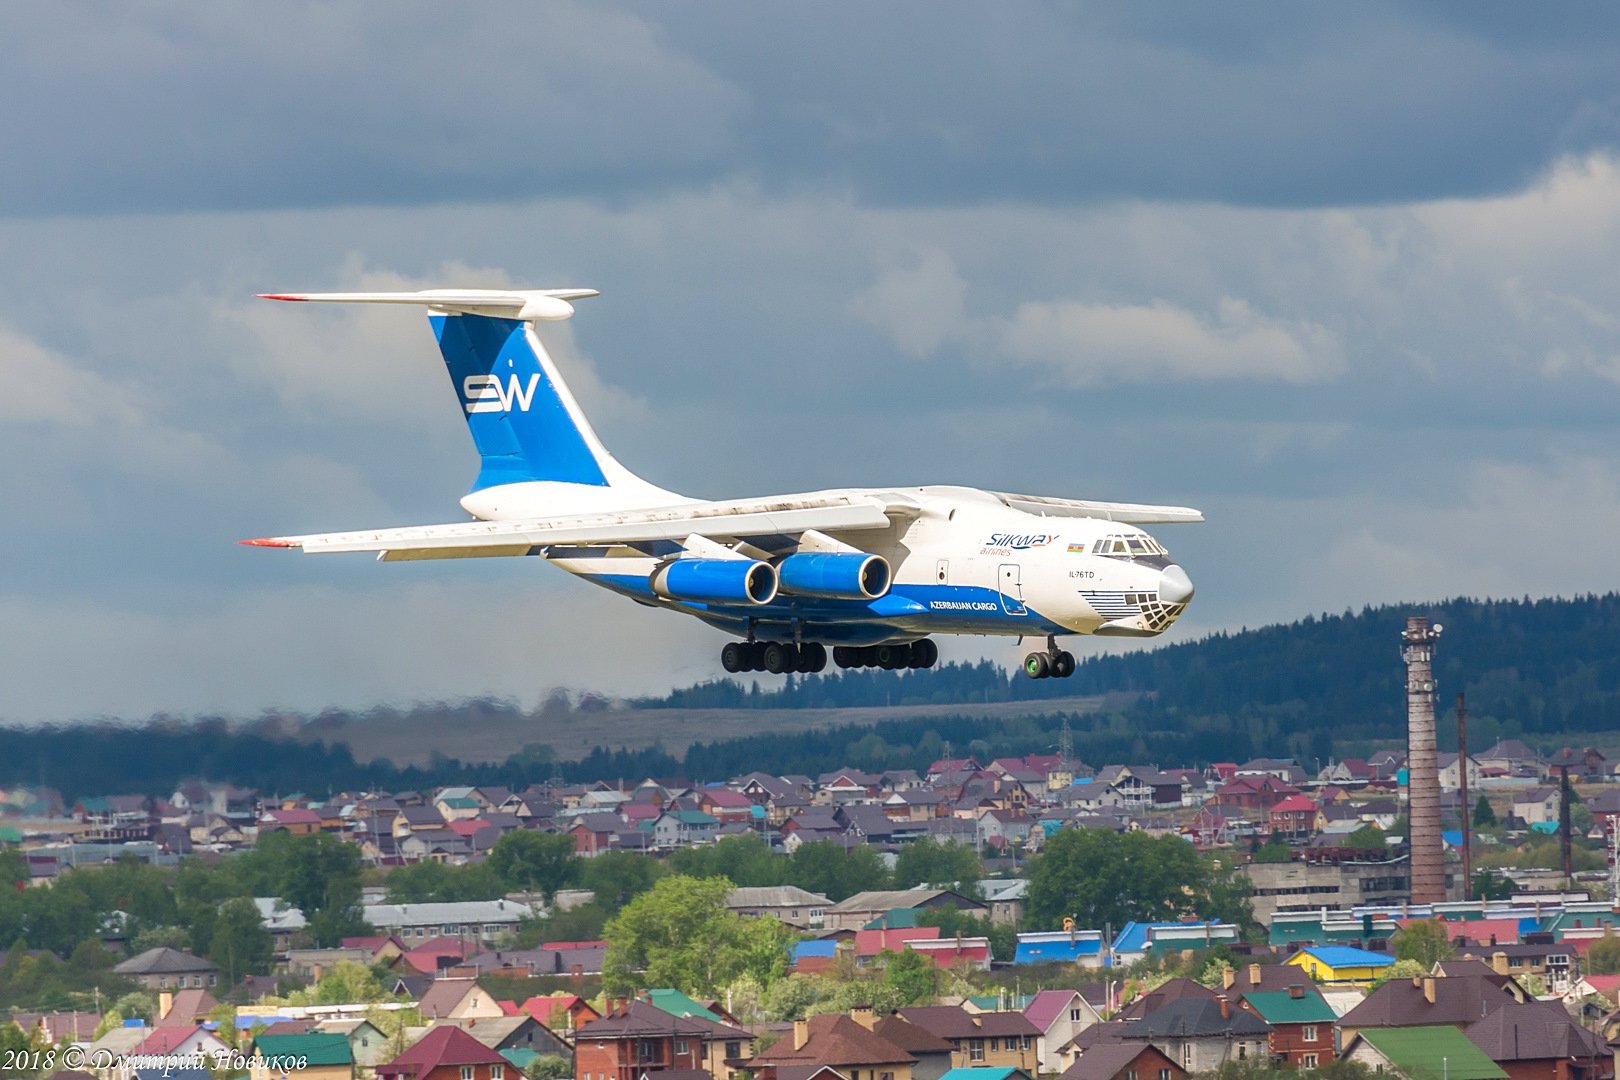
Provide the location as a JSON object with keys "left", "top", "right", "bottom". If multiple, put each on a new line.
{"left": 433, "top": 313, "right": 612, "bottom": 491}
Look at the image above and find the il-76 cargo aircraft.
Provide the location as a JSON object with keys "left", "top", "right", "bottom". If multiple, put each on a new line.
{"left": 246, "top": 288, "right": 1201, "bottom": 679}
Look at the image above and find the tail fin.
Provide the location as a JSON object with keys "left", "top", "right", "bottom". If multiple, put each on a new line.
{"left": 260, "top": 289, "right": 674, "bottom": 503}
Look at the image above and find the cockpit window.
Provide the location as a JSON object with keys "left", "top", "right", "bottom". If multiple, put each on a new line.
{"left": 1099, "top": 533, "right": 1167, "bottom": 560}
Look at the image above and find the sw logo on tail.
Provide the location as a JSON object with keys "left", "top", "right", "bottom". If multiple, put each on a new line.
{"left": 246, "top": 287, "right": 1202, "bottom": 679}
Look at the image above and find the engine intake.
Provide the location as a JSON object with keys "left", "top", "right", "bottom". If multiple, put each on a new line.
{"left": 650, "top": 558, "right": 778, "bottom": 606}
{"left": 777, "top": 552, "right": 891, "bottom": 600}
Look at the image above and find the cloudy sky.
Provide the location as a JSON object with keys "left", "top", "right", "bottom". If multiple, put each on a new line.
{"left": 3, "top": 2, "right": 1620, "bottom": 723}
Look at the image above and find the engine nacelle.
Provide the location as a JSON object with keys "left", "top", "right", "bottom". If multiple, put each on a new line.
{"left": 650, "top": 558, "right": 778, "bottom": 606}
{"left": 777, "top": 551, "right": 891, "bottom": 600}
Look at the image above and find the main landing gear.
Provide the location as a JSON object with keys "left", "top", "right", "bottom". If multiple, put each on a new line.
{"left": 833, "top": 639, "right": 938, "bottom": 671}
{"left": 1024, "top": 635, "right": 1076, "bottom": 679}
{"left": 721, "top": 640, "right": 829, "bottom": 674}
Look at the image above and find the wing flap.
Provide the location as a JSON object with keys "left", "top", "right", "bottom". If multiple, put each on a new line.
{"left": 992, "top": 491, "right": 1204, "bottom": 524}
{"left": 246, "top": 497, "right": 896, "bottom": 559}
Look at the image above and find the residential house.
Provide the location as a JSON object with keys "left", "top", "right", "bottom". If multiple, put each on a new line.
{"left": 375, "top": 1025, "right": 511, "bottom": 1080}
{"left": 433, "top": 1016, "right": 572, "bottom": 1060}
{"left": 312, "top": 1019, "right": 394, "bottom": 1073}
{"left": 981, "top": 880, "right": 1027, "bottom": 926}
{"left": 1513, "top": 788, "right": 1561, "bottom": 827}
{"left": 416, "top": 977, "right": 506, "bottom": 1021}
{"left": 1213, "top": 776, "right": 1300, "bottom": 812}
{"left": 745, "top": 1011, "right": 916, "bottom": 1080}
{"left": 1057, "top": 1044, "right": 1186, "bottom": 1080}
{"left": 1023, "top": 990, "right": 1102, "bottom": 1073}
{"left": 1012, "top": 930, "right": 1105, "bottom": 969}
{"left": 1342, "top": 1026, "right": 1507, "bottom": 1080}
{"left": 825, "top": 889, "right": 986, "bottom": 931}
{"left": 1476, "top": 740, "right": 1543, "bottom": 779}
{"left": 1120, "top": 997, "right": 1269, "bottom": 1073}
{"left": 1438, "top": 754, "right": 1484, "bottom": 793}
{"left": 726, "top": 885, "right": 830, "bottom": 929}
{"left": 573, "top": 1000, "right": 753, "bottom": 1080}
{"left": 1336, "top": 975, "right": 1528, "bottom": 1044}
{"left": 1462, "top": 1001, "right": 1610, "bottom": 1080}
{"left": 361, "top": 900, "right": 534, "bottom": 945}
{"left": 651, "top": 809, "right": 720, "bottom": 850}
{"left": 896, "top": 1007, "right": 1040, "bottom": 1073}
{"left": 1235, "top": 986, "right": 1337, "bottom": 1068}
{"left": 506, "top": 993, "right": 602, "bottom": 1035}
{"left": 247, "top": 1033, "right": 354, "bottom": 1080}
{"left": 113, "top": 947, "right": 219, "bottom": 990}
{"left": 1267, "top": 795, "right": 1320, "bottom": 840}
{"left": 1284, "top": 946, "right": 1395, "bottom": 986}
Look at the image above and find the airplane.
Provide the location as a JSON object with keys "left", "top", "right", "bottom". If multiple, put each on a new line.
{"left": 244, "top": 287, "right": 1202, "bottom": 679}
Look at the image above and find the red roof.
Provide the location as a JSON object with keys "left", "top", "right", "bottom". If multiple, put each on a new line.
{"left": 855, "top": 927, "right": 941, "bottom": 955}
{"left": 445, "top": 819, "right": 491, "bottom": 837}
{"left": 380, "top": 1025, "right": 506, "bottom": 1075}
{"left": 1270, "top": 795, "right": 1319, "bottom": 814}
{"left": 1399, "top": 916, "right": 1520, "bottom": 947}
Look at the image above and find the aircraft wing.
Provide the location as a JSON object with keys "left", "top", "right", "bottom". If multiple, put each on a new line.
{"left": 243, "top": 492, "right": 910, "bottom": 562}
{"left": 990, "top": 491, "right": 1204, "bottom": 524}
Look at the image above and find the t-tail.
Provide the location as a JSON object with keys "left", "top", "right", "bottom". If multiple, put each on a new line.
{"left": 258, "top": 289, "right": 682, "bottom": 517}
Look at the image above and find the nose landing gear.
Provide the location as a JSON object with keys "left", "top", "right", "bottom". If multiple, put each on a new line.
{"left": 1024, "top": 635, "right": 1076, "bottom": 679}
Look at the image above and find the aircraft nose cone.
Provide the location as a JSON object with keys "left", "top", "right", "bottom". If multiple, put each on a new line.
{"left": 1159, "top": 564, "right": 1195, "bottom": 605}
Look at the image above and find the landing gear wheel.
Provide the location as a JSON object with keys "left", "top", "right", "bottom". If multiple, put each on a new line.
{"left": 799, "top": 642, "right": 828, "bottom": 673}
{"left": 1052, "top": 650, "right": 1075, "bottom": 678}
{"left": 746, "top": 641, "right": 767, "bottom": 671}
{"left": 763, "top": 641, "right": 794, "bottom": 674}
{"left": 1023, "top": 651, "right": 1051, "bottom": 679}
{"left": 876, "top": 644, "right": 904, "bottom": 670}
{"left": 721, "top": 642, "right": 747, "bottom": 673}
{"left": 909, "top": 639, "right": 939, "bottom": 669}
{"left": 832, "top": 646, "right": 857, "bottom": 669}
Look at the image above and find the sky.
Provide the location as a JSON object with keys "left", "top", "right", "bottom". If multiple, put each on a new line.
{"left": 3, "top": 2, "right": 1620, "bottom": 723}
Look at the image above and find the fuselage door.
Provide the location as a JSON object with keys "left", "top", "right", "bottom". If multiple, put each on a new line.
{"left": 999, "top": 563, "right": 1027, "bottom": 616}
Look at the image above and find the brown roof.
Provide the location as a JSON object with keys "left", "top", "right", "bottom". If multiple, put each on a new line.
{"left": 577, "top": 1001, "right": 750, "bottom": 1041}
{"left": 1116, "top": 977, "right": 1219, "bottom": 1020}
{"left": 871, "top": 1015, "right": 954, "bottom": 1054}
{"left": 1464, "top": 1001, "right": 1610, "bottom": 1062}
{"left": 749, "top": 1015, "right": 915, "bottom": 1069}
{"left": 1060, "top": 1043, "right": 1187, "bottom": 1080}
{"left": 1339, "top": 975, "right": 1522, "bottom": 1031}
{"left": 897, "top": 1005, "right": 1040, "bottom": 1040}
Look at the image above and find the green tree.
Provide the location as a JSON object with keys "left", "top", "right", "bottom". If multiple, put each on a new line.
{"left": 488, "top": 830, "right": 578, "bottom": 901}
{"left": 1344, "top": 824, "right": 1386, "bottom": 850}
{"left": 786, "top": 841, "right": 889, "bottom": 901}
{"left": 894, "top": 839, "right": 982, "bottom": 897}
{"left": 669, "top": 834, "right": 786, "bottom": 888}
{"left": 1391, "top": 918, "right": 1456, "bottom": 968}
{"left": 578, "top": 851, "right": 665, "bottom": 913}
{"left": 1027, "top": 829, "right": 1209, "bottom": 931}
{"left": 1473, "top": 794, "right": 1498, "bottom": 828}
{"left": 1371, "top": 957, "right": 1428, "bottom": 988}
{"left": 601, "top": 875, "right": 794, "bottom": 997}
{"left": 1585, "top": 931, "right": 1620, "bottom": 975}
{"left": 384, "top": 860, "right": 504, "bottom": 904}
{"left": 1471, "top": 869, "right": 1518, "bottom": 901}
{"left": 880, "top": 947, "right": 941, "bottom": 1005}
{"left": 208, "top": 897, "right": 274, "bottom": 983}
{"left": 1251, "top": 841, "right": 1292, "bottom": 863}
{"left": 240, "top": 831, "right": 365, "bottom": 943}
{"left": 286, "top": 960, "right": 392, "bottom": 1005}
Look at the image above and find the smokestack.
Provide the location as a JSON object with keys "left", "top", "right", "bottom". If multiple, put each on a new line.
{"left": 1219, "top": 996, "right": 1230, "bottom": 1020}
{"left": 1248, "top": 963, "right": 1261, "bottom": 988}
{"left": 1223, "top": 967, "right": 1236, "bottom": 990}
{"left": 793, "top": 1019, "right": 808, "bottom": 1051}
{"left": 1402, "top": 617, "right": 1445, "bottom": 903}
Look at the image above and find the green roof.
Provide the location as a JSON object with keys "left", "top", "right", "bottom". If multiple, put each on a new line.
{"left": 253, "top": 1033, "right": 353, "bottom": 1067}
{"left": 865, "top": 909, "right": 921, "bottom": 930}
{"left": 1241, "top": 990, "right": 1337, "bottom": 1024}
{"left": 644, "top": 988, "right": 721, "bottom": 1021}
{"left": 1355, "top": 1026, "right": 1506, "bottom": 1080}
{"left": 502, "top": 1048, "right": 540, "bottom": 1070}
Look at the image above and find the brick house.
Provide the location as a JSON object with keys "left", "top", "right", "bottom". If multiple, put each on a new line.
{"left": 1236, "top": 986, "right": 1337, "bottom": 1067}
{"left": 376, "top": 1025, "right": 511, "bottom": 1080}
{"left": 573, "top": 1000, "right": 753, "bottom": 1080}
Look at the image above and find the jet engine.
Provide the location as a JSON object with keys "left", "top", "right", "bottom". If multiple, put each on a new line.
{"left": 649, "top": 558, "right": 778, "bottom": 605}
{"left": 776, "top": 552, "right": 891, "bottom": 600}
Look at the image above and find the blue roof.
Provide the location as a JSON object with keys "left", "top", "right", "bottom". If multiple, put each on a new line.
{"left": 1301, "top": 945, "right": 1395, "bottom": 968}
{"left": 1111, "top": 920, "right": 1231, "bottom": 955}
{"left": 1442, "top": 830, "right": 1464, "bottom": 848}
{"left": 1014, "top": 938, "right": 1101, "bottom": 964}
{"left": 793, "top": 940, "right": 838, "bottom": 960}
{"left": 1530, "top": 821, "right": 1559, "bottom": 835}
{"left": 940, "top": 1070, "right": 1029, "bottom": 1080}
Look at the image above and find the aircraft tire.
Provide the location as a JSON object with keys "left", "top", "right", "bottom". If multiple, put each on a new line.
{"left": 763, "top": 641, "right": 793, "bottom": 674}
{"left": 800, "top": 642, "right": 828, "bottom": 673}
{"left": 1053, "top": 650, "right": 1076, "bottom": 678}
{"left": 832, "top": 646, "right": 857, "bottom": 668}
{"left": 876, "top": 644, "right": 904, "bottom": 670}
{"left": 721, "top": 642, "right": 747, "bottom": 673}
{"left": 746, "top": 641, "right": 767, "bottom": 671}
{"left": 1023, "top": 651, "right": 1050, "bottom": 679}
{"left": 910, "top": 639, "right": 939, "bottom": 669}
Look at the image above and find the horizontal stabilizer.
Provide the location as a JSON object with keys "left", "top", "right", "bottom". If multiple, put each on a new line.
{"left": 258, "top": 288, "right": 599, "bottom": 321}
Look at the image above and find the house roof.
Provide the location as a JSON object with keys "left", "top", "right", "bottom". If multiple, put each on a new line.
{"left": 750, "top": 1014, "right": 914, "bottom": 1068}
{"left": 871, "top": 1015, "right": 955, "bottom": 1054}
{"left": 1024, "top": 989, "right": 1087, "bottom": 1030}
{"left": 1134, "top": 998, "right": 1270, "bottom": 1039}
{"left": 577, "top": 1001, "right": 748, "bottom": 1040}
{"left": 252, "top": 1033, "right": 353, "bottom": 1067}
{"left": 380, "top": 1025, "right": 507, "bottom": 1074}
{"left": 1296, "top": 945, "right": 1395, "bottom": 969}
{"left": 158, "top": 989, "right": 220, "bottom": 1026}
{"left": 1463, "top": 1001, "right": 1609, "bottom": 1062}
{"left": 897, "top": 1006, "right": 1039, "bottom": 1039}
{"left": 1240, "top": 989, "right": 1337, "bottom": 1025}
{"left": 416, "top": 978, "right": 485, "bottom": 1019}
{"left": 114, "top": 946, "right": 218, "bottom": 976}
{"left": 1352, "top": 1026, "right": 1507, "bottom": 1080}
{"left": 1339, "top": 975, "right": 1520, "bottom": 1030}
{"left": 1059, "top": 1043, "right": 1182, "bottom": 1080}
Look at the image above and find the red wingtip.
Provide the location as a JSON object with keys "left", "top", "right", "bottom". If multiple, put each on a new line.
{"left": 240, "top": 537, "right": 296, "bottom": 548}
{"left": 256, "top": 293, "right": 306, "bottom": 301}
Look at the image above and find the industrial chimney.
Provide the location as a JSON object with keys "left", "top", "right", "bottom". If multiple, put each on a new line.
{"left": 1402, "top": 616, "right": 1445, "bottom": 903}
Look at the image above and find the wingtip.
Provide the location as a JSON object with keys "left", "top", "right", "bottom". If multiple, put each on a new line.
{"left": 256, "top": 293, "right": 306, "bottom": 301}
{"left": 240, "top": 537, "right": 296, "bottom": 548}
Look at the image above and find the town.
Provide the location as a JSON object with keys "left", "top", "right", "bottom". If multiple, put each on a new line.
{"left": 5, "top": 730, "right": 1620, "bottom": 1080}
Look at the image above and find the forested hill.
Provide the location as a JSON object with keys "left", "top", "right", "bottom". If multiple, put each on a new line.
{"left": 639, "top": 593, "right": 1620, "bottom": 752}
